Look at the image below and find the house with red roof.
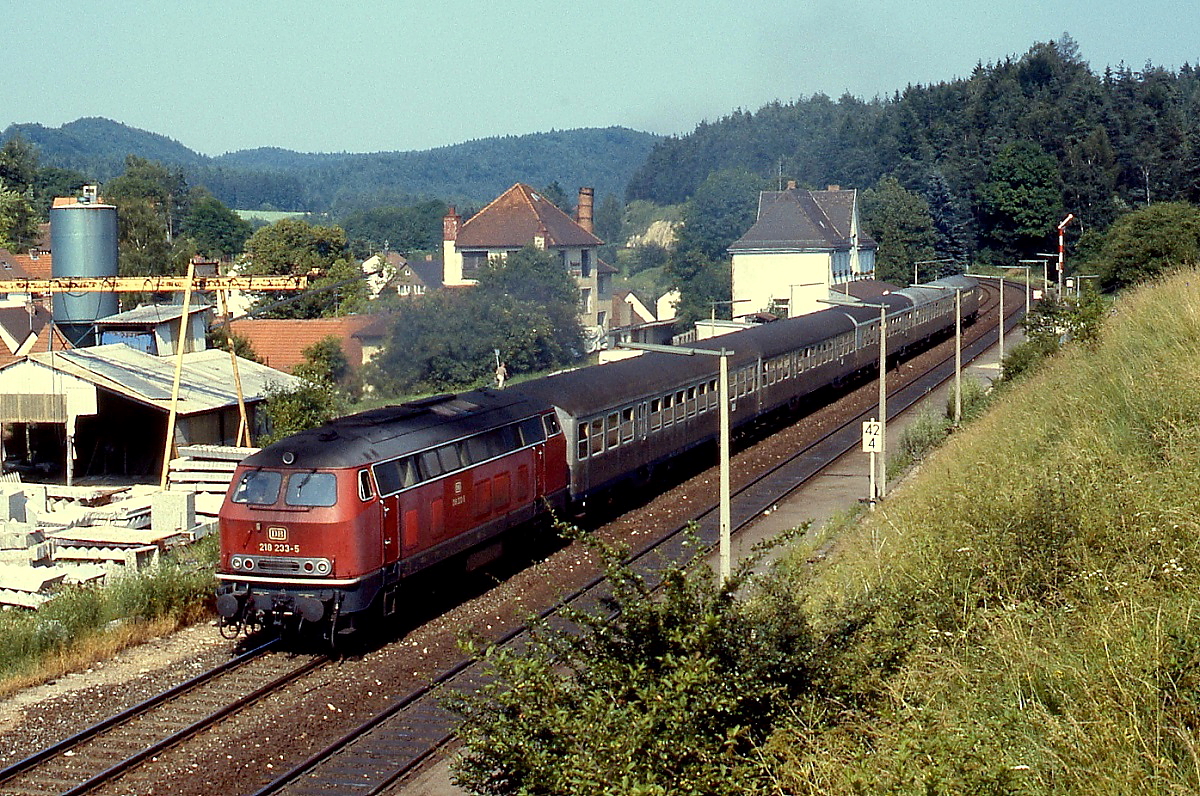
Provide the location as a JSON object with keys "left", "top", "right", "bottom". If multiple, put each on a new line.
{"left": 228, "top": 314, "right": 387, "bottom": 374}
{"left": 440, "top": 184, "right": 613, "bottom": 346}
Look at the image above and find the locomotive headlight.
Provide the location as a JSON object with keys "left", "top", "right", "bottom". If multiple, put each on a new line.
{"left": 315, "top": 559, "right": 331, "bottom": 575}
{"left": 230, "top": 556, "right": 243, "bottom": 570}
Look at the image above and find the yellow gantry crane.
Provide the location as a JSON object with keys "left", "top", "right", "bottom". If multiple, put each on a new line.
{"left": 0, "top": 268, "right": 309, "bottom": 488}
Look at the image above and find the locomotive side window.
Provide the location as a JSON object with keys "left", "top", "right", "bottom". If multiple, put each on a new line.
{"left": 231, "top": 470, "right": 282, "bottom": 505}
{"left": 519, "top": 417, "right": 545, "bottom": 446}
{"left": 358, "top": 469, "right": 374, "bottom": 501}
{"left": 436, "top": 443, "right": 464, "bottom": 473}
{"left": 285, "top": 472, "right": 338, "bottom": 507}
{"left": 374, "top": 460, "right": 401, "bottom": 495}
{"left": 542, "top": 413, "right": 561, "bottom": 436}
{"left": 420, "top": 449, "right": 445, "bottom": 479}
{"left": 465, "top": 434, "right": 492, "bottom": 464}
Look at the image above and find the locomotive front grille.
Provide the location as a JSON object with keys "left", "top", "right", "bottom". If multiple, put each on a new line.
{"left": 228, "top": 555, "right": 333, "bottom": 576}
{"left": 257, "top": 556, "right": 304, "bottom": 573}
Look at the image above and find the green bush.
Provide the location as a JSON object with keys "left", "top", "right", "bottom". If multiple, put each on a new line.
{"left": 448, "top": 526, "right": 814, "bottom": 796}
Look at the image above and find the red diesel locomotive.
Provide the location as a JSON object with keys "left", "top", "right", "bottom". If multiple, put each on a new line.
{"left": 215, "top": 392, "right": 568, "bottom": 638}
{"left": 215, "top": 276, "right": 981, "bottom": 641}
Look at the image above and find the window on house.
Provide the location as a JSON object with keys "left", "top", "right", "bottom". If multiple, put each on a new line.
{"left": 581, "top": 249, "right": 591, "bottom": 278}
{"left": 462, "top": 251, "right": 487, "bottom": 278}
{"left": 580, "top": 288, "right": 592, "bottom": 314}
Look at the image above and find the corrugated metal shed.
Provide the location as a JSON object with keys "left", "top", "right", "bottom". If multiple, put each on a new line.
{"left": 18, "top": 344, "right": 302, "bottom": 415}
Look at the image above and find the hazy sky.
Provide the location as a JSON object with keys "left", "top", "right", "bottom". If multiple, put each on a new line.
{"left": 3, "top": 1, "right": 1196, "bottom": 156}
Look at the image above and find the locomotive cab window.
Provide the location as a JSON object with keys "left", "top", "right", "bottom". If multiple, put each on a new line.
{"left": 358, "top": 469, "right": 374, "bottom": 501}
{"left": 542, "top": 413, "right": 561, "bottom": 437}
{"left": 231, "top": 470, "right": 282, "bottom": 505}
{"left": 285, "top": 472, "right": 338, "bottom": 507}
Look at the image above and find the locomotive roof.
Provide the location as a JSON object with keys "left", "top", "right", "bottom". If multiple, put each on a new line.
{"left": 244, "top": 390, "right": 551, "bottom": 470}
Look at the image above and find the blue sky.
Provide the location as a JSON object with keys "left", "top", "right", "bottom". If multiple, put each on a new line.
{"left": 3, "top": 1, "right": 1196, "bottom": 156}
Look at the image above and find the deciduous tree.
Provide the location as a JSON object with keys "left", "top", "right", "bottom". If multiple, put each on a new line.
{"left": 861, "top": 177, "right": 937, "bottom": 284}
{"left": 1097, "top": 201, "right": 1200, "bottom": 289}
{"left": 241, "top": 219, "right": 366, "bottom": 318}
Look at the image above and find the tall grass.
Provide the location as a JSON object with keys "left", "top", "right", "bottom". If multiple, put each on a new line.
{"left": 778, "top": 269, "right": 1200, "bottom": 793}
{"left": 0, "top": 534, "right": 218, "bottom": 695}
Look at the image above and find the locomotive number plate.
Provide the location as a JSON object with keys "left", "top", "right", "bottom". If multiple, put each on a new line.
{"left": 259, "top": 542, "right": 302, "bottom": 554}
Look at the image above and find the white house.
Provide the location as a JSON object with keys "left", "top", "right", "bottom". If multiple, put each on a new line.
{"left": 728, "top": 183, "right": 877, "bottom": 317}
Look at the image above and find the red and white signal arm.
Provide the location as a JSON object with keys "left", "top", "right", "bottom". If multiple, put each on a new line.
{"left": 862, "top": 420, "right": 883, "bottom": 453}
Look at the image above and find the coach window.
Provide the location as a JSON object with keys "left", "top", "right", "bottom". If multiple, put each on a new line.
{"left": 577, "top": 422, "right": 590, "bottom": 459}
{"left": 686, "top": 386, "right": 697, "bottom": 416}
{"left": 674, "top": 390, "right": 685, "bottom": 421}
{"left": 662, "top": 393, "right": 674, "bottom": 427}
{"left": 358, "top": 469, "right": 374, "bottom": 501}
{"left": 650, "top": 397, "right": 662, "bottom": 431}
{"left": 621, "top": 407, "right": 634, "bottom": 443}
{"left": 607, "top": 412, "right": 620, "bottom": 449}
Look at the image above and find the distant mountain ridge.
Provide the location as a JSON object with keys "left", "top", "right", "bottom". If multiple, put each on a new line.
{"left": 2, "top": 117, "right": 660, "bottom": 212}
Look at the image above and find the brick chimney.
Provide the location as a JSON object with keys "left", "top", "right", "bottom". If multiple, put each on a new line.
{"left": 575, "top": 187, "right": 594, "bottom": 234}
{"left": 443, "top": 206, "right": 461, "bottom": 241}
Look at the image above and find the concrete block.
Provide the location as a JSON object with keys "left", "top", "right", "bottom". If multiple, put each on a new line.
{"left": 0, "top": 488, "right": 27, "bottom": 523}
{"left": 151, "top": 490, "right": 195, "bottom": 533}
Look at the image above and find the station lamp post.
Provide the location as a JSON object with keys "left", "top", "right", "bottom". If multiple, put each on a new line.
{"left": 1016, "top": 260, "right": 1040, "bottom": 314}
{"left": 820, "top": 296, "right": 889, "bottom": 499}
{"left": 1037, "top": 253, "right": 1061, "bottom": 296}
{"left": 1067, "top": 273, "right": 1100, "bottom": 298}
{"left": 917, "top": 283, "right": 965, "bottom": 425}
{"left": 913, "top": 258, "right": 954, "bottom": 286}
{"left": 618, "top": 341, "right": 735, "bottom": 582}
{"left": 966, "top": 273, "right": 1007, "bottom": 363}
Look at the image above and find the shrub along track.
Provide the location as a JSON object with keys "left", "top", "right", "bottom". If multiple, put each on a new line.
{"left": 6, "top": 282, "right": 1017, "bottom": 796}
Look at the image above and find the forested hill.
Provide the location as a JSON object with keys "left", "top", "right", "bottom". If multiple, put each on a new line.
{"left": 628, "top": 37, "right": 1200, "bottom": 256}
{"left": 1, "top": 118, "right": 659, "bottom": 212}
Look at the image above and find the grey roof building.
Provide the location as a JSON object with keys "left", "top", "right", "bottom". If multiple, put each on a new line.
{"left": 0, "top": 344, "right": 301, "bottom": 481}
{"left": 729, "top": 184, "right": 877, "bottom": 317}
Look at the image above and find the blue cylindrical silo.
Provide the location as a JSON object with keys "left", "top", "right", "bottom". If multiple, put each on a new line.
{"left": 50, "top": 192, "right": 119, "bottom": 347}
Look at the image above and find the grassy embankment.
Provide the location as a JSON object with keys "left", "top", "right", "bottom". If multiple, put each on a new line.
{"left": 775, "top": 269, "right": 1200, "bottom": 793}
{"left": 0, "top": 535, "right": 217, "bottom": 699}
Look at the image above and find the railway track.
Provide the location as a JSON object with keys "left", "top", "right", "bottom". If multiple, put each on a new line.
{"left": 243, "top": 280, "right": 1020, "bottom": 795}
{"left": 0, "top": 641, "right": 329, "bottom": 796}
